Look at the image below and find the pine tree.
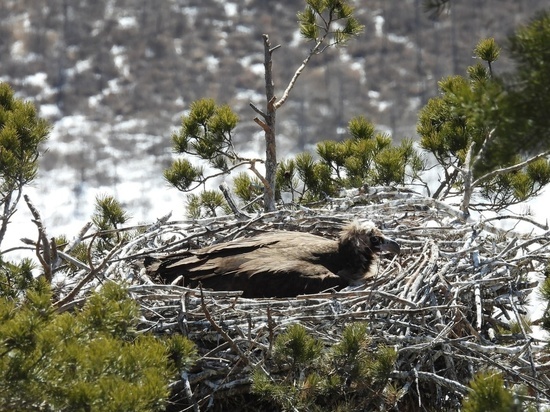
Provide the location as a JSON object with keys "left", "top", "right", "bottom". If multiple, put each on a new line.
{"left": 507, "top": 11, "right": 550, "bottom": 155}
{"left": 0, "top": 82, "right": 49, "bottom": 247}
{"left": 252, "top": 323, "right": 396, "bottom": 411}
{"left": 0, "top": 89, "right": 198, "bottom": 410}
{"left": 461, "top": 371, "right": 519, "bottom": 412}
{"left": 277, "top": 117, "right": 424, "bottom": 204}
{"left": 417, "top": 34, "right": 550, "bottom": 215}
{"left": 164, "top": 1, "right": 364, "bottom": 215}
{"left": 0, "top": 279, "right": 197, "bottom": 411}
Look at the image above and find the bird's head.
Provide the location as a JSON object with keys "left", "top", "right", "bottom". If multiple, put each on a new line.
{"left": 337, "top": 220, "right": 400, "bottom": 281}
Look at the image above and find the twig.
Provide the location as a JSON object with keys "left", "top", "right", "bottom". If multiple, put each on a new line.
{"left": 200, "top": 285, "right": 250, "bottom": 366}
{"left": 54, "top": 238, "right": 124, "bottom": 308}
{"left": 181, "top": 371, "right": 199, "bottom": 412}
{"left": 219, "top": 183, "right": 250, "bottom": 220}
{"left": 24, "top": 194, "right": 52, "bottom": 282}
{"left": 391, "top": 370, "right": 470, "bottom": 395}
{"left": 65, "top": 221, "right": 93, "bottom": 253}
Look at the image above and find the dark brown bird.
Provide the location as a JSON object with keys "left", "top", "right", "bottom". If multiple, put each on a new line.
{"left": 145, "top": 221, "right": 399, "bottom": 298}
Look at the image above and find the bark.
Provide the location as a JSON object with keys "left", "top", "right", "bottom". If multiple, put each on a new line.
{"left": 260, "top": 34, "right": 278, "bottom": 212}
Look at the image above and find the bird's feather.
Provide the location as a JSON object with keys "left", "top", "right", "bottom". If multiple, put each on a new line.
{"left": 145, "top": 222, "right": 399, "bottom": 298}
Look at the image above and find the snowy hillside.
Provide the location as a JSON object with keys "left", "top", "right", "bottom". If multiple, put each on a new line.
{"left": 3, "top": 0, "right": 550, "bottom": 258}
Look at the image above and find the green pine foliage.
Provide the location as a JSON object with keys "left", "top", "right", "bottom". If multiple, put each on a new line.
{"left": 164, "top": 98, "right": 240, "bottom": 193}
{"left": 252, "top": 323, "right": 397, "bottom": 411}
{"left": 0, "top": 256, "right": 35, "bottom": 299}
{"left": 508, "top": 11, "right": 550, "bottom": 154}
{"left": 275, "top": 117, "right": 424, "bottom": 204}
{"left": 91, "top": 195, "right": 131, "bottom": 252}
{"left": 461, "top": 371, "right": 519, "bottom": 412}
{"left": 473, "top": 37, "right": 500, "bottom": 75}
{"left": 0, "top": 82, "right": 49, "bottom": 247}
{"left": 274, "top": 324, "right": 324, "bottom": 369}
{"left": 92, "top": 195, "right": 130, "bottom": 231}
{"left": 233, "top": 172, "right": 264, "bottom": 213}
{"left": 186, "top": 190, "right": 230, "bottom": 219}
{"left": 165, "top": 98, "right": 251, "bottom": 217}
{"left": 168, "top": 108, "right": 422, "bottom": 211}
{"left": 0, "top": 89, "right": 196, "bottom": 410}
{"left": 418, "top": 13, "right": 550, "bottom": 211}
{"left": 165, "top": 1, "right": 364, "bottom": 214}
{"left": 4, "top": 5, "right": 550, "bottom": 410}
{"left": 164, "top": 158, "right": 204, "bottom": 192}
{"left": 0, "top": 280, "right": 196, "bottom": 411}
{"left": 298, "top": 0, "right": 364, "bottom": 45}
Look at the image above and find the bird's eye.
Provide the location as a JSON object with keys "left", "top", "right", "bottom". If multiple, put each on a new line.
{"left": 371, "top": 236, "right": 381, "bottom": 246}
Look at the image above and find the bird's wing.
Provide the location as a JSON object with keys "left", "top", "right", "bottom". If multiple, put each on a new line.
{"left": 193, "top": 257, "right": 345, "bottom": 297}
{"left": 177, "top": 232, "right": 338, "bottom": 266}
{"left": 147, "top": 231, "right": 347, "bottom": 297}
{"left": 192, "top": 236, "right": 280, "bottom": 258}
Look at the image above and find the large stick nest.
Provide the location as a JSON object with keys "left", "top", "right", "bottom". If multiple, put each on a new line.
{"left": 101, "top": 188, "right": 550, "bottom": 410}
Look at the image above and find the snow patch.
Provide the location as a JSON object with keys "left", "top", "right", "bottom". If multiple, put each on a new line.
{"left": 240, "top": 56, "right": 264, "bottom": 76}
{"left": 107, "top": 78, "right": 121, "bottom": 94}
{"left": 111, "top": 46, "right": 130, "bottom": 77}
{"left": 205, "top": 55, "right": 219, "bottom": 71}
{"left": 374, "top": 15, "right": 384, "bottom": 37}
{"left": 88, "top": 94, "right": 102, "bottom": 109}
{"left": 289, "top": 29, "right": 302, "bottom": 48}
{"left": 235, "top": 24, "right": 252, "bottom": 34}
{"left": 65, "top": 59, "right": 92, "bottom": 79}
{"left": 39, "top": 104, "right": 62, "bottom": 119}
{"left": 408, "top": 96, "right": 422, "bottom": 111}
{"left": 24, "top": 72, "right": 49, "bottom": 88}
{"left": 11, "top": 40, "right": 25, "bottom": 59}
{"left": 118, "top": 16, "right": 137, "bottom": 29}
{"left": 388, "top": 33, "right": 414, "bottom": 48}
{"left": 376, "top": 100, "right": 392, "bottom": 112}
{"left": 91, "top": 19, "right": 105, "bottom": 37}
{"left": 173, "top": 39, "right": 183, "bottom": 55}
{"left": 75, "top": 59, "right": 92, "bottom": 73}
{"left": 224, "top": 3, "right": 238, "bottom": 17}
{"left": 368, "top": 90, "right": 380, "bottom": 99}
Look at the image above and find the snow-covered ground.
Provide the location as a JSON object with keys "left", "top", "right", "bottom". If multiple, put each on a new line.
{"left": 4, "top": 113, "right": 183, "bottom": 260}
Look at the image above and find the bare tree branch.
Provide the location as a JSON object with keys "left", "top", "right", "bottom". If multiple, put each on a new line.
{"left": 219, "top": 183, "right": 250, "bottom": 220}
{"left": 273, "top": 34, "right": 329, "bottom": 110}
{"left": 249, "top": 102, "right": 267, "bottom": 118}
{"left": 24, "top": 194, "right": 52, "bottom": 282}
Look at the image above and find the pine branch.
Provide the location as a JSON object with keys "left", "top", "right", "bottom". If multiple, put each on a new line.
{"left": 391, "top": 370, "right": 469, "bottom": 394}
{"left": 253, "top": 116, "right": 270, "bottom": 133}
{"left": 184, "top": 160, "right": 264, "bottom": 193}
{"left": 274, "top": 33, "right": 328, "bottom": 110}
{"left": 459, "top": 142, "right": 476, "bottom": 215}
{"left": 65, "top": 221, "right": 93, "bottom": 253}
{"left": 0, "top": 182, "right": 24, "bottom": 248}
{"left": 472, "top": 149, "right": 550, "bottom": 188}
{"left": 481, "top": 214, "right": 548, "bottom": 231}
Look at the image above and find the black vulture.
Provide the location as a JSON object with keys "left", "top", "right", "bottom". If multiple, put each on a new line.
{"left": 145, "top": 221, "right": 400, "bottom": 298}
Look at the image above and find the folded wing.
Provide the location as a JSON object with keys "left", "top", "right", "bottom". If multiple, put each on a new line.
{"left": 145, "top": 232, "right": 347, "bottom": 298}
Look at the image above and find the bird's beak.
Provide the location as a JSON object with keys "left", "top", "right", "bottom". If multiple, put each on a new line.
{"left": 379, "top": 238, "right": 400, "bottom": 255}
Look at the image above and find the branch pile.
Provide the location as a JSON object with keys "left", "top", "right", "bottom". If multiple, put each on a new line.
{"left": 96, "top": 188, "right": 550, "bottom": 409}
